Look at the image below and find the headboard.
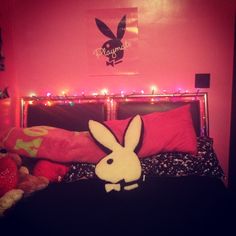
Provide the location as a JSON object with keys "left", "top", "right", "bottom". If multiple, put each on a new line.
{"left": 21, "top": 97, "right": 108, "bottom": 131}
{"left": 21, "top": 92, "right": 209, "bottom": 136}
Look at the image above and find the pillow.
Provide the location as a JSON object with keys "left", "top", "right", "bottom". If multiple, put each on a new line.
{"left": 105, "top": 104, "right": 197, "bottom": 157}
{"left": 141, "top": 136, "right": 224, "bottom": 179}
{"left": 62, "top": 137, "right": 224, "bottom": 183}
{"left": 1, "top": 105, "right": 197, "bottom": 163}
{"left": 1, "top": 126, "right": 105, "bottom": 163}
{"left": 88, "top": 115, "right": 143, "bottom": 192}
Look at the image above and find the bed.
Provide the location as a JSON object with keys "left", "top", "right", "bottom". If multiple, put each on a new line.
{"left": 0, "top": 92, "right": 234, "bottom": 235}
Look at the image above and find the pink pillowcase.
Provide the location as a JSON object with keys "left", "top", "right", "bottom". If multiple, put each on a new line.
{"left": 2, "top": 126, "right": 105, "bottom": 163}
{"left": 2, "top": 105, "right": 197, "bottom": 163}
{"left": 105, "top": 104, "right": 197, "bottom": 158}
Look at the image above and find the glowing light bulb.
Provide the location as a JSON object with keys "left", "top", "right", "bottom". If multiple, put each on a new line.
{"left": 100, "top": 88, "right": 108, "bottom": 95}
{"left": 61, "top": 90, "right": 69, "bottom": 96}
{"left": 150, "top": 86, "right": 157, "bottom": 94}
{"left": 29, "top": 92, "right": 36, "bottom": 97}
{"left": 45, "top": 101, "right": 52, "bottom": 106}
{"left": 69, "top": 101, "right": 75, "bottom": 106}
{"left": 46, "top": 92, "right": 52, "bottom": 97}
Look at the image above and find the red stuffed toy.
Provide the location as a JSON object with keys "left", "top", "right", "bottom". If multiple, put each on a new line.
{"left": 33, "top": 160, "right": 69, "bottom": 182}
{"left": 0, "top": 156, "right": 18, "bottom": 197}
{"left": 0, "top": 149, "right": 70, "bottom": 216}
{"left": 0, "top": 152, "right": 50, "bottom": 216}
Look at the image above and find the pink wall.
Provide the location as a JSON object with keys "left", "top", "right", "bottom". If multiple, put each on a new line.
{"left": 0, "top": 0, "right": 18, "bottom": 133}
{"left": 0, "top": 0, "right": 235, "bottom": 180}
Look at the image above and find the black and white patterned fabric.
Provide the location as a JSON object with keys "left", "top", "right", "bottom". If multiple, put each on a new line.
{"left": 62, "top": 162, "right": 96, "bottom": 182}
{"left": 62, "top": 136, "right": 224, "bottom": 183}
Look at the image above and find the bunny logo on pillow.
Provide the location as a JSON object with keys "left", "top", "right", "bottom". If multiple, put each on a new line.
{"left": 89, "top": 115, "right": 143, "bottom": 193}
{"left": 95, "top": 15, "right": 126, "bottom": 67}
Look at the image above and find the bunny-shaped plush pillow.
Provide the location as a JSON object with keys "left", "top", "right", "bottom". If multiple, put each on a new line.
{"left": 89, "top": 115, "right": 143, "bottom": 193}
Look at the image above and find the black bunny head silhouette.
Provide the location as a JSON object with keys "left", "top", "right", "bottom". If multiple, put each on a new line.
{"left": 95, "top": 15, "right": 126, "bottom": 67}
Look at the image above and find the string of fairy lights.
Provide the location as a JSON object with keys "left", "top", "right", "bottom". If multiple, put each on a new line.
{"left": 27, "top": 86, "right": 191, "bottom": 98}
{"left": 20, "top": 86, "right": 203, "bottom": 107}
{"left": 0, "top": 85, "right": 204, "bottom": 106}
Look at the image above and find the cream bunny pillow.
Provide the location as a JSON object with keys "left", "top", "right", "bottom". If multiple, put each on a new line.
{"left": 88, "top": 115, "right": 143, "bottom": 193}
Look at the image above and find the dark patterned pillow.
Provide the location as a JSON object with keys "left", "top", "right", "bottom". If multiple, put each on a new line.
{"left": 62, "top": 136, "right": 224, "bottom": 183}
{"left": 62, "top": 163, "right": 96, "bottom": 182}
{"left": 141, "top": 136, "right": 224, "bottom": 178}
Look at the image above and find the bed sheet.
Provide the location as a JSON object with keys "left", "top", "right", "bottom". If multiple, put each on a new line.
{"left": 1, "top": 176, "right": 233, "bottom": 236}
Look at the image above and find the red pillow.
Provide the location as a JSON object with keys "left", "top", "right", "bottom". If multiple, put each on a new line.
{"left": 105, "top": 104, "right": 197, "bottom": 157}
{"left": 2, "top": 105, "right": 197, "bottom": 164}
{"left": 33, "top": 160, "right": 69, "bottom": 182}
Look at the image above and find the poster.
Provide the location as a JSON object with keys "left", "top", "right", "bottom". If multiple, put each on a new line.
{"left": 86, "top": 8, "right": 138, "bottom": 76}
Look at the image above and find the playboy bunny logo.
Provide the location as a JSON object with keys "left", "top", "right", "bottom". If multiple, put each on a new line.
{"left": 95, "top": 15, "right": 127, "bottom": 67}
{"left": 89, "top": 115, "right": 143, "bottom": 192}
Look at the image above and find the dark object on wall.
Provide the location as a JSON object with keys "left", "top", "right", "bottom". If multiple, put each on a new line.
{"left": 0, "top": 87, "right": 9, "bottom": 99}
{"left": 195, "top": 73, "right": 210, "bottom": 88}
{"left": 0, "top": 28, "right": 5, "bottom": 71}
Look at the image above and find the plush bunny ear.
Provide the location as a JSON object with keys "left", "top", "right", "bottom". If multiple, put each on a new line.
{"left": 124, "top": 115, "right": 142, "bottom": 151}
{"left": 95, "top": 18, "right": 116, "bottom": 39}
{"left": 89, "top": 120, "right": 121, "bottom": 152}
{"left": 117, "top": 15, "right": 126, "bottom": 40}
